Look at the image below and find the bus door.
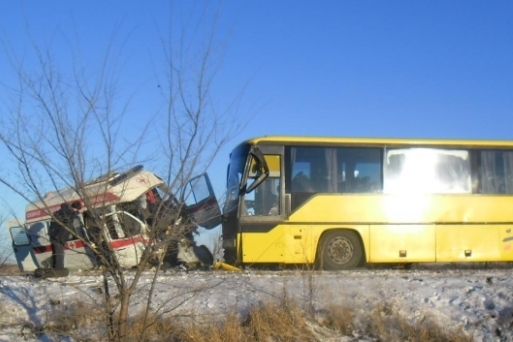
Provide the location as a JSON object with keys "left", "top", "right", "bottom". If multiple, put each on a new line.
{"left": 239, "top": 148, "right": 287, "bottom": 264}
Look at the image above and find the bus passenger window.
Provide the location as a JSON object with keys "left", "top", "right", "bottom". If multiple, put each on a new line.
{"left": 288, "top": 146, "right": 382, "bottom": 195}
{"left": 292, "top": 172, "right": 314, "bottom": 192}
{"left": 385, "top": 148, "right": 471, "bottom": 194}
{"left": 480, "top": 150, "right": 513, "bottom": 194}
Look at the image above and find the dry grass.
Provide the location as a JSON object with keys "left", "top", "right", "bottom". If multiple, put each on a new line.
{"left": 14, "top": 289, "right": 474, "bottom": 342}
{"left": 313, "top": 301, "right": 473, "bottom": 342}
{"left": 0, "top": 263, "right": 20, "bottom": 276}
{"left": 43, "top": 299, "right": 106, "bottom": 341}
{"left": 318, "top": 304, "right": 356, "bottom": 336}
{"left": 123, "top": 299, "right": 315, "bottom": 342}
{"left": 364, "top": 302, "right": 473, "bottom": 342}
{"left": 122, "top": 298, "right": 472, "bottom": 342}
{"left": 25, "top": 300, "right": 475, "bottom": 342}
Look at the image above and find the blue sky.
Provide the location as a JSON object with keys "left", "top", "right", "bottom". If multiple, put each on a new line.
{"left": 1, "top": 1, "right": 513, "bottom": 247}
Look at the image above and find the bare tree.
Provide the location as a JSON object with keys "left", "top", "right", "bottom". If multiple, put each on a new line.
{"left": 0, "top": 3, "right": 242, "bottom": 341}
{"left": 0, "top": 214, "right": 14, "bottom": 271}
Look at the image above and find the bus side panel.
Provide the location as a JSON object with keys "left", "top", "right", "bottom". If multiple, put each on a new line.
{"left": 288, "top": 194, "right": 513, "bottom": 264}
{"left": 369, "top": 225, "right": 435, "bottom": 262}
{"left": 288, "top": 195, "right": 513, "bottom": 226}
{"left": 241, "top": 226, "right": 286, "bottom": 264}
{"left": 284, "top": 225, "right": 313, "bottom": 264}
{"left": 500, "top": 226, "right": 513, "bottom": 260}
{"left": 283, "top": 224, "right": 369, "bottom": 264}
{"left": 436, "top": 225, "right": 501, "bottom": 262}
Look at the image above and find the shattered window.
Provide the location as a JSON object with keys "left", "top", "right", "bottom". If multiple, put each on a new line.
{"left": 118, "top": 212, "right": 143, "bottom": 237}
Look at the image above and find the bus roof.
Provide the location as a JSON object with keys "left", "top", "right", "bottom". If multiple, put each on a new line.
{"left": 25, "top": 167, "right": 164, "bottom": 223}
{"left": 243, "top": 136, "right": 513, "bottom": 148}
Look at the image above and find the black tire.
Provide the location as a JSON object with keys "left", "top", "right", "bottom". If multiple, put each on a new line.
{"left": 193, "top": 244, "right": 214, "bottom": 267}
{"left": 34, "top": 268, "right": 69, "bottom": 279}
{"left": 317, "top": 230, "right": 362, "bottom": 270}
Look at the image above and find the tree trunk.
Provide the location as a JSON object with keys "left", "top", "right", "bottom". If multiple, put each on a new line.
{"left": 116, "top": 291, "right": 131, "bottom": 341}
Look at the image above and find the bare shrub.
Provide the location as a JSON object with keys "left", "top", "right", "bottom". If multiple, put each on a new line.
{"left": 318, "top": 304, "right": 356, "bottom": 336}
{"left": 0, "top": 264, "right": 20, "bottom": 276}
{"left": 0, "top": 3, "right": 242, "bottom": 341}
{"left": 44, "top": 299, "right": 105, "bottom": 340}
{"left": 9, "top": 292, "right": 475, "bottom": 342}
{"left": 328, "top": 302, "right": 473, "bottom": 342}
{"left": 243, "top": 301, "right": 315, "bottom": 342}
{"left": 0, "top": 215, "right": 14, "bottom": 272}
{"left": 141, "top": 301, "right": 315, "bottom": 342}
{"left": 125, "top": 312, "right": 181, "bottom": 342}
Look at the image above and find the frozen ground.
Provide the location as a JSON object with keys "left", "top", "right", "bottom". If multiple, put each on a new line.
{"left": 1, "top": 266, "right": 512, "bottom": 341}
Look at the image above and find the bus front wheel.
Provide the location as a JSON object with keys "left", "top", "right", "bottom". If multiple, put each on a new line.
{"left": 318, "top": 230, "right": 362, "bottom": 270}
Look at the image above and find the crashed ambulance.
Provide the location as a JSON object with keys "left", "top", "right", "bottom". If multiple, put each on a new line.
{"left": 8, "top": 166, "right": 222, "bottom": 271}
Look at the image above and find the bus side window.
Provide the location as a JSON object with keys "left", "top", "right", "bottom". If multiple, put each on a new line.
{"left": 480, "top": 150, "right": 513, "bottom": 194}
{"left": 288, "top": 146, "right": 383, "bottom": 195}
{"left": 292, "top": 171, "right": 314, "bottom": 192}
{"left": 385, "top": 148, "right": 470, "bottom": 194}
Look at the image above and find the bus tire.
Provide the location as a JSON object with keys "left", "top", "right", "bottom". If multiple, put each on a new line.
{"left": 193, "top": 244, "right": 214, "bottom": 267}
{"left": 317, "top": 230, "right": 362, "bottom": 270}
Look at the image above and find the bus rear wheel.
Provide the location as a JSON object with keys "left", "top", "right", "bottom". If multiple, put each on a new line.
{"left": 318, "top": 230, "right": 362, "bottom": 270}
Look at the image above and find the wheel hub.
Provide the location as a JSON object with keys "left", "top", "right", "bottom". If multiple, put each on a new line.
{"left": 327, "top": 237, "right": 353, "bottom": 264}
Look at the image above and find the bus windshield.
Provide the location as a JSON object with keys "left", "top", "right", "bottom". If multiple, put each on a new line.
{"left": 224, "top": 144, "right": 250, "bottom": 214}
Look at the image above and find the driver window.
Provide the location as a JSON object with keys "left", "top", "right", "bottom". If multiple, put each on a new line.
{"left": 242, "top": 155, "right": 281, "bottom": 216}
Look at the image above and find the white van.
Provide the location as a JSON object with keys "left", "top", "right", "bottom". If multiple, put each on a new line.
{"left": 8, "top": 166, "right": 221, "bottom": 271}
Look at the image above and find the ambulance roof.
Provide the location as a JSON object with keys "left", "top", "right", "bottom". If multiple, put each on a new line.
{"left": 25, "top": 166, "right": 164, "bottom": 223}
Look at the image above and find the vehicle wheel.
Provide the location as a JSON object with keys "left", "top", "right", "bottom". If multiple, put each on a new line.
{"left": 193, "top": 244, "right": 214, "bottom": 267}
{"left": 317, "top": 230, "right": 362, "bottom": 270}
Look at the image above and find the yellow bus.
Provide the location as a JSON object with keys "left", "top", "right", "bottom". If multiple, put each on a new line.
{"left": 217, "top": 136, "right": 513, "bottom": 270}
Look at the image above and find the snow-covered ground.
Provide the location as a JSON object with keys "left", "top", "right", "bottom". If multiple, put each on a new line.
{"left": 1, "top": 266, "right": 512, "bottom": 341}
